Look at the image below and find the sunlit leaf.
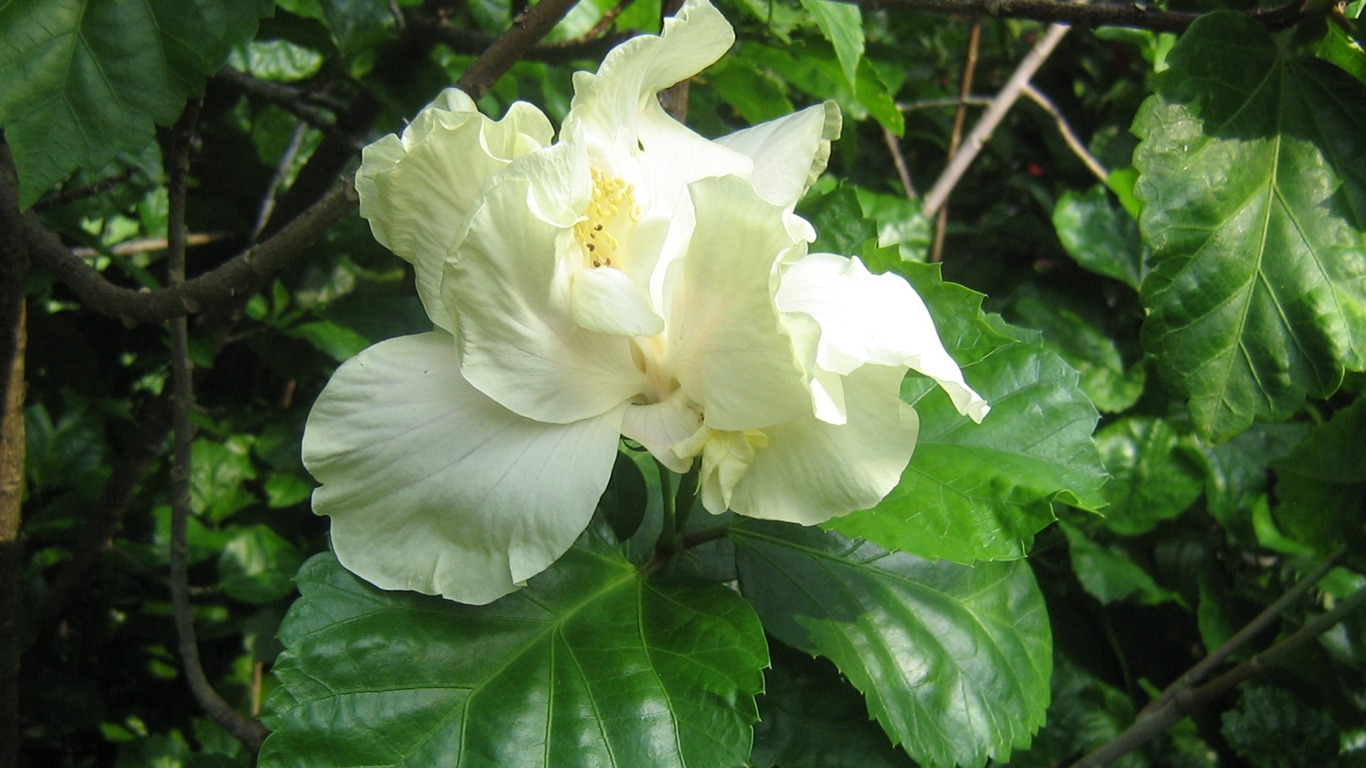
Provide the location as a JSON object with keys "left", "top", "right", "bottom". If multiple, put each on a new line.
{"left": 0, "top": 0, "right": 272, "bottom": 207}
{"left": 1133, "top": 12, "right": 1366, "bottom": 442}
{"left": 260, "top": 524, "right": 768, "bottom": 767}
{"left": 798, "top": 0, "right": 862, "bottom": 88}
{"left": 734, "top": 520, "right": 1051, "bottom": 768}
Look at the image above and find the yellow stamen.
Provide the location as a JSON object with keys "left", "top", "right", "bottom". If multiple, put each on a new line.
{"left": 574, "top": 168, "right": 640, "bottom": 269}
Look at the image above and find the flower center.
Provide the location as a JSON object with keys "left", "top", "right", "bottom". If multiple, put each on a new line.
{"left": 575, "top": 168, "right": 640, "bottom": 269}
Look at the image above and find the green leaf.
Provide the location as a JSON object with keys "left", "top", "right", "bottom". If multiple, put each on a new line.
{"left": 1095, "top": 417, "right": 1204, "bottom": 535}
{"left": 798, "top": 0, "right": 863, "bottom": 89}
{"left": 709, "top": 57, "right": 796, "bottom": 125}
{"left": 1009, "top": 288, "right": 1146, "bottom": 413}
{"left": 318, "top": 0, "right": 394, "bottom": 59}
{"left": 598, "top": 450, "right": 647, "bottom": 542}
{"left": 751, "top": 644, "right": 915, "bottom": 768}
{"left": 1132, "top": 12, "right": 1366, "bottom": 442}
{"left": 1221, "top": 687, "right": 1340, "bottom": 768}
{"left": 1005, "top": 658, "right": 1141, "bottom": 768}
{"left": 1195, "top": 422, "right": 1308, "bottom": 539}
{"left": 1052, "top": 185, "right": 1148, "bottom": 290}
{"left": 191, "top": 436, "right": 259, "bottom": 523}
{"left": 264, "top": 472, "right": 314, "bottom": 509}
{"left": 829, "top": 263, "right": 1109, "bottom": 563}
{"left": 733, "top": 520, "right": 1052, "bottom": 768}
{"left": 0, "top": 0, "right": 273, "bottom": 207}
{"left": 218, "top": 525, "right": 304, "bottom": 604}
{"left": 1272, "top": 396, "right": 1366, "bottom": 556}
{"left": 1061, "top": 521, "right": 1182, "bottom": 606}
{"left": 260, "top": 525, "right": 768, "bottom": 767}
{"left": 286, "top": 320, "right": 372, "bottom": 362}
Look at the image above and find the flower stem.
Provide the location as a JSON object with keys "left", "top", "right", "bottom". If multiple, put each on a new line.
{"left": 656, "top": 460, "right": 678, "bottom": 555}
{"left": 673, "top": 466, "right": 699, "bottom": 538}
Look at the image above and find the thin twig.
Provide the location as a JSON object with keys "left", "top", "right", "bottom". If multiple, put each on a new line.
{"left": 252, "top": 123, "right": 310, "bottom": 243}
{"left": 899, "top": 96, "right": 993, "bottom": 111}
{"left": 882, "top": 126, "right": 917, "bottom": 199}
{"left": 931, "top": 20, "right": 982, "bottom": 263}
{"left": 163, "top": 102, "right": 268, "bottom": 753}
{"left": 32, "top": 167, "right": 140, "bottom": 211}
{"left": 922, "top": 22, "right": 1071, "bottom": 217}
{"left": 1137, "top": 548, "right": 1346, "bottom": 719}
{"left": 214, "top": 69, "right": 350, "bottom": 143}
{"left": 1020, "top": 83, "right": 1107, "bottom": 182}
{"left": 69, "top": 232, "right": 237, "bottom": 260}
{"left": 1069, "top": 554, "right": 1363, "bottom": 768}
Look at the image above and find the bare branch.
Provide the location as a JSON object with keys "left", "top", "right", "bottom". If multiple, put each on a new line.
{"left": 931, "top": 19, "right": 982, "bottom": 263}
{"left": 14, "top": 177, "right": 356, "bottom": 326}
{"left": 457, "top": 0, "right": 594, "bottom": 98}
{"left": 32, "top": 167, "right": 140, "bottom": 211}
{"left": 922, "top": 22, "right": 1071, "bottom": 217}
{"left": 882, "top": 126, "right": 917, "bottom": 199}
{"left": 1069, "top": 553, "right": 1364, "bottom": 768}
{"left": 1020, "top": 83, "right": 1108, "bottom": 182}
{"left": 163, "top": 102, "right": 268, "bottom": 753}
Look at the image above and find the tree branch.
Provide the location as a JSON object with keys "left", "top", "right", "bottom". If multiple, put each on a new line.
{"left": 163, "top": 103, "right": 268, "bottom": 753}
{"left": 14, "top": 177, "right": 356, "bottom": 326}
{"left": 456, "top": 0, "right": 594, "bottom": 98}
{"left": 931, "top": 19, "right": 982, "bottom": 263}
{"left": 1068, "top": 553, "right": 1364, "bottom": 768}
{"left": 854, "top": 0, "right": 1307, "bottom": 33}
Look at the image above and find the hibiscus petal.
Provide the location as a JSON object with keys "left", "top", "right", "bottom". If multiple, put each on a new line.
{"left": 302, "top": 333, "right": 625, "bottom": 604}
{"left": 716, "top": 101, "right": 842, "bottom": 208}
{"left": 447, "top": 145, "right": 648, "bottom": 425}
{"left": 730, "top": 365, "right": 919, "bottom": 525}
{"left": 357, "top": 89, "right": 553, "bottom": 331}
{"left": 778, "top": 252, "right": 990, "bottom": 423}
{"left": 621, "top": 390, "right": 703, "bottom": 473}
{"left": 666, "top": 175, "right": 812, "bottom": 431}
{"left": 570, "top": 263, "right": 665, "bottom": 337}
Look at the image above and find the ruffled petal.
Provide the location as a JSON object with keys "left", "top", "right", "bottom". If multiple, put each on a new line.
{"left": 447, "top": 144, "right": 647, "bottom": 424}
{"left": 302, "top": 333, "right": 624, "bottom": 604}
{"left": 716, "top": 101, "right": 842, "bottom": 208}
{"left": 729, "top": 365, "right": 919, "bottom": 525}
{"left": 665, "top": 175, "right": 812, "bottom": 431}
{"left": 357, "top": 89, "right": 553, "bottom": 331}
{"left": 778, "top": 252, "right": 990, "bottom": 423}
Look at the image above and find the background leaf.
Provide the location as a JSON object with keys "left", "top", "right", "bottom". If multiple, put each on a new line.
{"left": 1272, "top": 396, "right": 1366, "bottom": 558}
{"left": 1094, "top": 417, "right": 1203, "bottom": 535}
{"left": 260, "top": 525, "right": 768, "bottom": 768}
{"left": 0, "top": 0, "right": 273, "bottom": 206}
{"left": 1133, "top": 12, "right": 1366, "bottom": 442}
{"left": 798, "top": 0, "right": 863, "bottom": 89}
{"left": 733, "top": 520, "right": 1052, "bottom": 768}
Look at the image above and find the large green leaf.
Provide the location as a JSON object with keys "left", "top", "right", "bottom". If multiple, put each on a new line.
{"left": 1132, "top": 12, "right": 1366, "bottom": 442}
{"left": 828, "top": 262, "right": 1108, "bottom": 563}
{"left": 733, "top": 520, "right": 1051, "bottom": 768}
{"left": 260, "top": 524, "right": 768, "bottom": 768}
{"left": 0, "top": 0, "right": 273, "bottom": 207}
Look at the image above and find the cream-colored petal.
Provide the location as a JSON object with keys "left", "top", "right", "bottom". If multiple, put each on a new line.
{"left": 716, "top": 101, "right": 842, "bottom": 207}
{"left": 357, "top": 90, "right": 553, "bottom": 330}
{"left": 778, "top": 252, "right": 990, "bottom": 422}
{"left": 570, "top": 266, "right": 665, "bottom": 336}
{"left": 730, "top": 365, "right": 919, "bottom": 524}
{"left": 447, "top": 145, "right": 646, "bottom": 424}
{"left": 621, "top": 390, "right": 703, "bottom": 473}
{"left": 665, "top": 175, "right": 811, "bottom": 431}
{"left": 302, "top": 333, "right": 624, "bottom": 604}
